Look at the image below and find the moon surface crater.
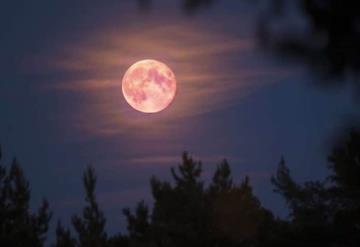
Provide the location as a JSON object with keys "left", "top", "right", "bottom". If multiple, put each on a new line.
{"left": 122, "top": 59, "right": 176, "bottom": 113}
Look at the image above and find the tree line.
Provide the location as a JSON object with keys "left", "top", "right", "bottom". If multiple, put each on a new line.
{"left": 0, "top": 129, "right": 359, "bottom": 247}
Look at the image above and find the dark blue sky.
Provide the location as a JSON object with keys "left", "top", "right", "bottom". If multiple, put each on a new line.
{"left": 1, "top": 0, "right": 359, "bottom": 237}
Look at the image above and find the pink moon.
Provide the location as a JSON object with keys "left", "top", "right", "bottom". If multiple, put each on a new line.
{"left": 122, "top": 59, "right": 177, "bottom": 113}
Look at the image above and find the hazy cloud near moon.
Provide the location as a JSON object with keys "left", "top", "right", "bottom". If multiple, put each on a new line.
{"left": 25, "top": 18, "right": 295, "bottom": 139}
{"left": 125, "top": 154, "right": 245, "bottom": 167}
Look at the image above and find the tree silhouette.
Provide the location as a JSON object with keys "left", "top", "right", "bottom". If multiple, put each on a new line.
{"left": 2, "top": 129, "right": 360, "bottom": 247}
{"left": 327, "top": 129, "right": 360, "bottom": 246}
{"left": 107, "top": 233, "right": 128, "bottom": 247}
{"left": 208, "top": 159, "right": 233, "bottom": 194}
{"left": 208, "top": 160, "right": 274, "bottom": 247}
{"left": 54, "top": 221, "right": 76, "bottom": 247}
{"left": 149, "top": 152, "right": 207, "bottom": 247}
{"left": 71, "top": 166, "right": 107, "bottom": 247}
{"left": 271, "top": 158, "right": 334, "bottom": 246}
{"left": 123, "top": 200, "right": 152, "bottom": 247}
{"left": 0, "top": 148, "right": 51, "bottom": 247}
{"left": 328, "top": 129, "right": 360, "bottom": 193}
{"left": 271, "top": 129, "right": 360, "bottom": 246}
{"left": 122, "top": 152, "right": 272, "bottom": 247}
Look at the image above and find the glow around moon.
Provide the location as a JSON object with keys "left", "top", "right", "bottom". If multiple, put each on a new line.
{"left": 122, "top": 59, "right": 177, "bottom": 113}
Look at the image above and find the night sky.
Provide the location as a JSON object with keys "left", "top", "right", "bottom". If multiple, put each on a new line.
{"left": 1, "top": 0, "right": 359, "bottom": 237}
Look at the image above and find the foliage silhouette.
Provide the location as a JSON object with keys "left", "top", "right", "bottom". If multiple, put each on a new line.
{"left": 140, "top": 0, "right": 360, "bottom": 87}
{"left": 209, "top": 159, "right": 233, "bottom": 194}
{"left": 148, "top": 152, "right": 208, "bottom": 247}
{"left": 71, "top": 166, "right": 107, "bottom": 247}
{"left": 0, "top": 148, "right": 51, "bottom": 247}
{"left": 55, "top": 166, "right": 126, "bottom": 247}
{"left": 2, "top": 129, "right": 360, "bottom": 246}
{"left": 122, "top": 152, "right": 272, "bottom": 247}
{"left": 258, "top": 0, "right": 360, "bottom": 84}
{"left": 123, "top": 201, "right": 152, "bottom": 247}
{"left": 271, "top": 129, "right": 360, "bottom": 246}
{"left": 54, "top": 221, "right": 76, "bottom": 247}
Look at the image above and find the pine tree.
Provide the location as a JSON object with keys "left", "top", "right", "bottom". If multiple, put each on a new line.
{"left": 131, "top": 152, "right": 271, "bottom": 247}
{"left": 0, "top": 148, "right": 51, "bottom": 247}
{"left": 271, "top": 130, "right": 360, "bottom": 246}
{"left": 208, "top": 159, "right": 233, "bottom": 194}
{"left": 123, "top": 200, "right": 152, "bottom": 247}
{"left": 54, "top": 221, "right": 76, "bottom": 247}
{"left": 150, "top": 152, "right": 207, "bottom": 247}
{"left": 72, "top": 166, "right": 107, "bottom": 247}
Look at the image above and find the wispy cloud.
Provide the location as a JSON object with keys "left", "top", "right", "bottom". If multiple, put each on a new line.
{"left": 126, "top": 154, "right": 245, "bottom": 167}
{"left": 24, "top": 19, "right": 295, "bottom": 139}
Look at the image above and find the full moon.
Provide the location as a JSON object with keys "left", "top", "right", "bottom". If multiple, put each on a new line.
{"left": 122, "top": 59, "right": 177, "bottom": 113}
